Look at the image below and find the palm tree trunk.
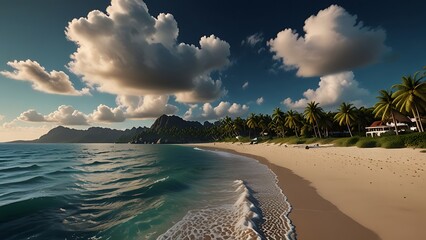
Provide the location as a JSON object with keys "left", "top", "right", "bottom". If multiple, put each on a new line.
{"left": 282, "top": 124, "right": 286, "bottom": 137}
{"left": 412, "top": 109, "right": 421, "bottom": 132}
{"left": 346, "top": 123, "right": 353, "bottom": 137}
{"left": 312, "top": 124, "right": 318, "bottom": 138}
{"left": 294, "top": 127, "right": 299, "bottom": 137}
{"left": 315, "top": 120, "right": 322, "bottom": 138}
{"left": 414, "top": 104, "right": 424, "bottom": 132}
{"left": 391, "top": 112, "right": 399, "bottom": 135}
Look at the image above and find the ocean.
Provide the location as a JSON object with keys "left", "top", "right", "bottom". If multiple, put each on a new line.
{"left": 0, "top": 144, "right": 295, "bottom": 240}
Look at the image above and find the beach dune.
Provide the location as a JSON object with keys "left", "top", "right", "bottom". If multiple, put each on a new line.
{"left": 192, "top": 143, "right": 426, "bottom": 240}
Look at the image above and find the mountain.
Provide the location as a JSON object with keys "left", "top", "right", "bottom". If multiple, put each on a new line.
{"left": 22, "top": 115, "right": 216, "bottom": 144}
{"left": 133, "top": 115, "right": 217, "bottom": 144}
{"left": 34, "top": 126, "right": 146, "bottom": 143}
{"left": 150, "top": 114, "right": 203, "bottom": 131}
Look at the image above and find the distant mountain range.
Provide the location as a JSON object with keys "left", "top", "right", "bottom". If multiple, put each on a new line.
{"left": 13, "top": 115, "right": 217, "bottom": 144}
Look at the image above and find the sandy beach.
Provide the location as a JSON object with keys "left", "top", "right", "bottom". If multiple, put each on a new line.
{"left": 191, "top": 142, "right": 426, "bottom": 240}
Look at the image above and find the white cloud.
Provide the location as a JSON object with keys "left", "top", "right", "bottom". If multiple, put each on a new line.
{"left": 17, "top": 105, "right": 89, "bottom": 125}
{"left": 256, "top": 97, "right": 264, "bottom": 105}
{"left": 268, "top": 5, "right": 389, "bottom": 77}
{"left": 0, "top": 115, "right": 4, "bottom": 122}
{"left": 66, "top": 0, "right": 230, "bottom": 102}
{"left": 45, "top": 105, "right": 89, "bottom": 125}
{"left": 242, "top": 81, "right": 249, "bottom": 90}
{"left": 1, "top": 60, "right": 89, "bottom": 95}
{"left": 242, "top": 32, "right": 264, "bottom": 47}
{"left": 18, "top": 109, "right": 46, "bottom": 122}
{"left": 282, "top": 71, "right": 369, "bottom": 109}
{"left": 116, "top": 95, "right": 178, "bottom": 119}
{"left": 184, "top": 101, "right": 249, "bottom": 121}
{"left": 89, "top": 104, "right": 125, "bottom": 123}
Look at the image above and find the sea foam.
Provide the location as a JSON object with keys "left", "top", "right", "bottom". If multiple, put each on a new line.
{"left": 158, "top": 180, "right": 262, "bottom": 239}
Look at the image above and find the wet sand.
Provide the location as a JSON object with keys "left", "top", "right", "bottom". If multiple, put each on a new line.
{"left": 190, "top": 143, "right": 426, "bottom": 240}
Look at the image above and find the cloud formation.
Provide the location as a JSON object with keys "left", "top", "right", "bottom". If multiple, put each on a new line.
{"left": 18, "top": 109, "right": 46, "bottom": 122}
{"left": 268, "top": 5, "right": 389, "bottom": 77}
{"left": 66, "top": 0, "right": 230, "bottom": 102}
{"left": 242, "top": 81, "right": 249, "bottom": 90}
{"left": 184, "top": 101, "right": 249, "bottom": 121}
{"left": 242, "top": 32, "right": 264, "bottom": 47}
{"left": 90, "top": 104, "right": 125, "bottom": 123}
{"left": 256, "top": 97, "right": 264, "bottom": 105}
{"left": 1, "top": 60, "right": 89, "bottom": 96}
{"left": 45, "top": 105, "right": 89, "bottom": 125}
{"left": 282, "top": 71, "right": 369, "bottom": 109}
{"left": 116, "top": 95, "right": 178, "bottom": 119}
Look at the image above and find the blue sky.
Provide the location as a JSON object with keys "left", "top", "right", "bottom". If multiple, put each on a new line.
{"left": 1, "top": 0, "right": 425, "bottom": 141}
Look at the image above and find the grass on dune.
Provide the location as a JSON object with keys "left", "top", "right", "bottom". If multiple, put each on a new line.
{"left": 254, "top": 132, "right": 426, "bottom": 149}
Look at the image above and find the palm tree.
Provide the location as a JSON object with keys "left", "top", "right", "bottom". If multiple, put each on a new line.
{"left": 258, "top": 114, "right": 272, "bottom": 136}
{"left": 246, "top": 113, "right": 258, "bottom": 138}
{"left": 334, "top": 102, "right": 357, "bottom": 137}
{"left": 304, "top": 101, "right": 323, "bottom": 138}
{"left": 392, "top": 73, "right": 426, "bottom": 132}
{"left": 285, "top": 110, "right": 300, "bottom": 137}
{"left": 233, "top": 117, "right": 245, "bottom": 136}
{"left": 355, "top": 107, "right": 375, "bottom": 134}
{"left": 221, "top": 116, "right": 237, "bottom": 138}
{"left": 272, "top": 108, "right": 285, "bottom": 137}
{"left": 373, "top": 90, "right": 400, "bottom": 135}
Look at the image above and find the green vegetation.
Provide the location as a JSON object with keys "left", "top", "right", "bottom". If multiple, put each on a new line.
{"left": 211, "top": 67, "right": 425, "bottom": 149}
{"left": 356, "top": 138, "right": 379, "bottom": 148}
{"left": 260, "top": 132, "right": 426, "bottom": 149}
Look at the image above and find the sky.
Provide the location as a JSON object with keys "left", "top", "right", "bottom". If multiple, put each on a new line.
{"left": 1, "top": 0, "right": 425, "bottom": 142}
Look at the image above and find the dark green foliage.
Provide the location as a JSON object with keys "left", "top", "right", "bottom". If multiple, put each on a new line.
{"left": 356, "top": 139, "right": 379, "bottom": 148}
{"left": 379, "top": 138, "right": 405, "bottom": 148}
{"left": 398, "top": 132, "right": 426, "bottom": 148}
{"left": 343, "top": 137, "right": 360, "bottom": 146}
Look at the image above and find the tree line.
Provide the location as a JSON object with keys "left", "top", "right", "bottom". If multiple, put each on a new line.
{"left": 217, "top": 67, "right": 426, "bottom": 140}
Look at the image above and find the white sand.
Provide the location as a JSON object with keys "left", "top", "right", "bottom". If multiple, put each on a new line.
{"left": 192, "top": 142, "right": 426, "bottom": 240}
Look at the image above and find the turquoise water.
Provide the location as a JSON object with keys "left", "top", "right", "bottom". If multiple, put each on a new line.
{"left": 0, "top": 144, "right": 294, "bottom": 240}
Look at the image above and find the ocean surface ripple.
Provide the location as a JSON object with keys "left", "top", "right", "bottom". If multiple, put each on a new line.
{"left": 0, "top": 144, "right": 294, "bottom": 240}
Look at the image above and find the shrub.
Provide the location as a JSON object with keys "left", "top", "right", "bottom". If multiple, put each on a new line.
{"left": 356, "top": 138, "right": 379, "bottom": 148}
{"left": 380, "top": 138, "right": 405, "bottom": 148}
{"left": 343, "top": 137, "right": 360, "bottom": 146}
{"left": 400, "top": 132, "right": 426, "bottom": 148}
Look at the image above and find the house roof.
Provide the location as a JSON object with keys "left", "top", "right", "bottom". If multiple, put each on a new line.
{"left": 369, "top": 121, "right": 383, "bottom": 127}
{"left": 392, "top": 110, "right": 412, "bottom": 123}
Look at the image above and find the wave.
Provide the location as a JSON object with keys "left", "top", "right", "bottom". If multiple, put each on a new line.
{"left": 0, "top": 176, "right": 51, "bottom": 188}
{"left": 0, "top": 196, "right": 63, "bottom": 220}
{"left": 158, "top": 180, "right": 263, "bottom": 239}
{"left": 0, "top": 164, "right": 41, "bottom": 173}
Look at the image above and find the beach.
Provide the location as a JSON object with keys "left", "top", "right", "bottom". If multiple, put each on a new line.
{"left": 191, "top": 142, "right": 426, "bottom": 240}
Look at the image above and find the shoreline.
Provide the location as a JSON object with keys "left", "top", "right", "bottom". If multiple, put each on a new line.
{"left": 189, "top": 143, "right": 426, "bottom": 240}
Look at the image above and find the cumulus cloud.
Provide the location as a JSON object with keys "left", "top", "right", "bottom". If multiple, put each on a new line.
{"left": 17, "top": 105, "right": 89, "bottom": 125}
{"left": 282, "top": 71, "right": 369, "bottom": 109}
{"left": 268, "top": 5, "right": 389, "bottom": 77}
{"left": 18, "top": 109, "right": 46, "bottom": 122}
{"left": 45, "top": 105, "right": 89, "bottom": 125}
{"left": 242, "top": 81, "right": 249, "bottom": 90}
{"left": 242, "top": 32, "right": 264, "bottom": 47}
{"left": 89, "top": 104, "right": 125, "bottom": 123}
{"left": 184, "top": 101, "right": 249, "bottom": 121}
{"left": 256, "top": 97, "right": 264, "bottom": 105}
{"left": 1, "top": 60, "right": 89, "bottom": 95}
{"left": 116, "top": 95, "right": 178, "bottom": 119}
{"left": 174, "top": 75, "right": 227, "bottom": 103}
{"left": 66, "top": 0, "right": 230, "bottom": 102}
